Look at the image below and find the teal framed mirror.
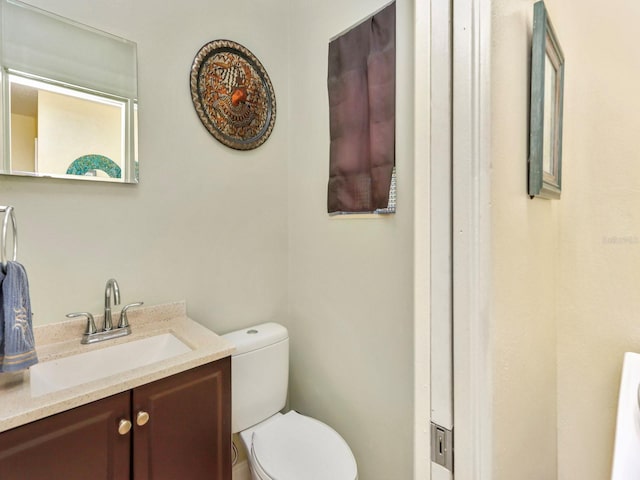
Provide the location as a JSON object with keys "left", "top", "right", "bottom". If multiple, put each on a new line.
{"left": 528, "top": 1, "right": 564, "bottom": 199}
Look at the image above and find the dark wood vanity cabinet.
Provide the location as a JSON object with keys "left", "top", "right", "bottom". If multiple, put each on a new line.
{"left": 0, "top": 391, "right": 131, "bottom": 480}
{"left": 132, "top": 359, "right": 232, "bottom": 480}
{"left": 0, "top": 358, "right": 231, "bottom": 480}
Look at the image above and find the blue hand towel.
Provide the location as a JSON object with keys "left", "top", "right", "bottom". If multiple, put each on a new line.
{"left": 0, "top": 261, "right": 38, "bottom": 372}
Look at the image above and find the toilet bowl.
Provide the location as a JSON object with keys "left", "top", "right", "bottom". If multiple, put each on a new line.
{"left": 223, "top": 323, "right": 358, "bottom": 480}
{"left": 240, "top": 411, "right": 357, "bottom": 480}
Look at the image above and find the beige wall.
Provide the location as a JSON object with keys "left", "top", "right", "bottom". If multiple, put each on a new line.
{"left": 492, "top": 0, "right": 640, "bottom": 478}
{"left": 0, "top": 0, "right": 290, "bottom": 333}
{"left": 287, "top": 1, "right": 415, "bottom": 479}
{"left": 491, "top": 0, "right": 559, "bottom": 478}
{"left": 554, "top": 0, "right": 640, "bottom": 478}
{"left": 10, "top": 113, "right": 36, "bottom": 172}
{"left": 38, "top": 90, "right": 122, "bottom": 176}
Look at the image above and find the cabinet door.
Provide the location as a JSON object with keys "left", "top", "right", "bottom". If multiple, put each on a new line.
{"left": 132, "top": 358, "right": 231, "bottom": 480}
{"left": 0, "top": 391, "right": 131, "bottom": 480}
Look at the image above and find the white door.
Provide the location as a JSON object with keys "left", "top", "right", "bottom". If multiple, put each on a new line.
{"left": 414, "top": 0, "right": 453, "bottom": 477}
{"left": 414, "top": 0, "right": 453, "bottom": 480}
{"left": 430, "top": 0, "right": 453, "bottom": 477}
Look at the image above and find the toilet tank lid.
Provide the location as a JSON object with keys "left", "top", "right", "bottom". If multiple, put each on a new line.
{"left": 222, "top": 322, "right": 288, "bottom": 356}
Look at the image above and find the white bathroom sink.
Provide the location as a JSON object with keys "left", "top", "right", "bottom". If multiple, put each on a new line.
{"left": 30, "top": 333, "right": 192, "bottom": 397}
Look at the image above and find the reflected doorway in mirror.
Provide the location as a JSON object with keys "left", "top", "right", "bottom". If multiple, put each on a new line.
{"left": 6, "top": 72, "right": 135, "bottom": 182}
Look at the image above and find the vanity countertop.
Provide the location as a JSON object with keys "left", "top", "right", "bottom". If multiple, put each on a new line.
{"left": 0, "top": 301, "right": 235, "bottom": 433}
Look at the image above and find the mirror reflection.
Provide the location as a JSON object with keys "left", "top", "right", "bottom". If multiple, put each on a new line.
{"left": 542, "top": 51, "right": 556, "bottom": 176}
{"left": 8, "top": 72, "right": 137, "bottom": 181}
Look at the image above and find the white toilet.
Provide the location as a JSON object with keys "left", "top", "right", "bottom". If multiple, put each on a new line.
{"left": 223, "top": 323, "right": 358, "bottom": 480}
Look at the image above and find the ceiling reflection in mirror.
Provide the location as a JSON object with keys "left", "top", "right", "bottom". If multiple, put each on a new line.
{"left": 0, "top": 0, "right": 139, "bottom": 183}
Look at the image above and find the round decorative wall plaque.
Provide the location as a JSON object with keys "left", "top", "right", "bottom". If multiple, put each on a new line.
{"left": 190, "top": 39, "right": 276, "bottom": 150}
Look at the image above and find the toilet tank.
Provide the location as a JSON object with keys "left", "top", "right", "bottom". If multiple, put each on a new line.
{"left": 222, "top": 322, "right": 289, "bottom": 433}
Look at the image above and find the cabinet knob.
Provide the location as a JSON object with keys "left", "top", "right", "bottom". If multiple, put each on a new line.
{"left": 136, "top": 410, "right": 150, "bottom": 426}
{"left": 118, "top": 419, "right": 132, "bottom": 435}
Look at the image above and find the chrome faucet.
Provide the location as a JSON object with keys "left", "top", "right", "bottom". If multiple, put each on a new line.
{"left": 104, "top": 278, "right": 121, "bottom": 331}
{"left": 67, "top": 278, "right": 143, "bottom": 344}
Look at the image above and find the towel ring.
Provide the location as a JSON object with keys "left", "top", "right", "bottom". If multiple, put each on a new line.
{"left": 1, "top": 206, "right": 18, "bottom": 271}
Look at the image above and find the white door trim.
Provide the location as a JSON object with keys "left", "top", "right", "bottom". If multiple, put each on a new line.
{"left": 451, "top": 0, "right": 492, "bottom": 478}
{"left": 415, "top": 0, "right": 491, "bottom": 477}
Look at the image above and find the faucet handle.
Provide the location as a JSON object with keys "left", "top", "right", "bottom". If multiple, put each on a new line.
{"left": 66, "top": 312, "right": 97, "bottom": 336}
{"left": 118, "top": 302, "right": 144, "bottom": 329}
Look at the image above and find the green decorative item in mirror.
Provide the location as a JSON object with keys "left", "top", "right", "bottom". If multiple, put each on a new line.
{"left": 66, "top": 155, "right": 122, "bottom": 178}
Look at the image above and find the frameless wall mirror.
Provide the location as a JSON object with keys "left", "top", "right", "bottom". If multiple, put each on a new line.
{"left": 0, "top": 0, "right": 139, "bottom": 183}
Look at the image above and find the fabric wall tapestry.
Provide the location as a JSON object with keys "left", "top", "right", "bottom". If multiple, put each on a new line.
{"left": 190, "top": 40, "right": 276, "bottom": 150}
{"left": 327, "top": 2, "right": 396, "bottom": 214}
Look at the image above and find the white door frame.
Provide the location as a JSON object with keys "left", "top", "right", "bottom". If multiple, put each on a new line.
{"left": 413, "top": 0, "right": 492, "bottom": 478}
{"left": 451, "top": 0, "right": 492, "bottom": 478}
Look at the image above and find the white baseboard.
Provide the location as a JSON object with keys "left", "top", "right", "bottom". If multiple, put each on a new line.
{"left": 233, "top": 460, "right": 251, "bottom": 480}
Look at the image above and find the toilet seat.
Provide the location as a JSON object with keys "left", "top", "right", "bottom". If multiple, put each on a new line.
{"left": 249, "top": 411, "right": 357, "bottom": 480}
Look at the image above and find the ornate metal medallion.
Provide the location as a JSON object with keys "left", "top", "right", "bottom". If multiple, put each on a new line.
{"left": 190, "top": 40, "right": 276, "bottom": 150}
